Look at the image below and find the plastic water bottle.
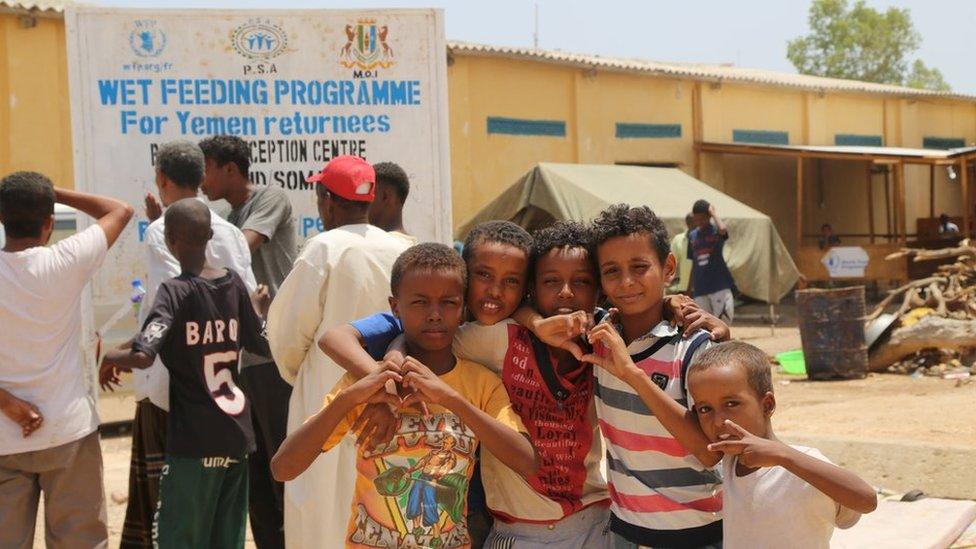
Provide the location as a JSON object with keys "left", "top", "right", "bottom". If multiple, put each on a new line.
{"left": 131, "top": 279, "right": 146, "bottom": 320}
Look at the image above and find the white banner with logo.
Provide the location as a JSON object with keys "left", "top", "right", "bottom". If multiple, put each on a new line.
{"left": 821, "top": 246, "right": 870, "bottom": 278}
{"left": 65, "top": 8, "right": 451, "bottom": 306}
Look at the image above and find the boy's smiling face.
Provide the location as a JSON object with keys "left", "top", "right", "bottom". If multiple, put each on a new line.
{"left": 466, "top": 241, "right": 528, "bottom": 325}
{"left": 596, "top": 233, "right": 675, "bottom": 318}
{"left": 688, "top": 363, "right": 775, "bottom": 443}
{"left": 390, "top": 268, "right": 465, "bottom": 353}
{"left": 533, "top": 246, "right": 598, "bottom": 318}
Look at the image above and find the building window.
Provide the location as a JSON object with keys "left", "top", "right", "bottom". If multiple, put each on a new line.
{"left": 732, "top": 129, "right": 789, "bottom": 145}
{"left": 835, "top": 134, "right": 883, "bottom": 146}
{"left": 615, "top": 123, "right": 682, "bottom": 139}
{"left": 615, "top": 161, "right": 681, "bottom": 168}
{"left": 922, "top": 136, "right": 966, "bottom": 150}
{"left": 487, "top": 117, "right": 566, "bottom": 137}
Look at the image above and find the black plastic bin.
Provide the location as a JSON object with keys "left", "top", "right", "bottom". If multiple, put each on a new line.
{"left": 796, "top": 286, "right": 868, "bottom": 380}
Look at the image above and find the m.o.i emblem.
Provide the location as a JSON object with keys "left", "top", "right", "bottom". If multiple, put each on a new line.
{"left": 339, "top": 19, "right": 395, "bottom": 71}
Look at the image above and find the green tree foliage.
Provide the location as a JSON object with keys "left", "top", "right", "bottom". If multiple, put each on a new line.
{"left": 787, "top": 0, "right": 950, "bottom": 91}
{"left": 906, "top": 60, "right": 951, "bottom": 92}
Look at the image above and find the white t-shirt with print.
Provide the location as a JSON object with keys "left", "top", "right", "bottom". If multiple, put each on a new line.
{"left": 135, "top": 203, "right": 256, "bottom": 411}
{"left": 0, "top": 225, "right": 108, "bottom": 455}
{"left": 721, "top": 444, "right": 861, "bottom": 549}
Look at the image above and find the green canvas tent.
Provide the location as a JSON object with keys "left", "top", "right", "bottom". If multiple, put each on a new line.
{"left": 456, "top": 163, "right": 800, "bottom": 303}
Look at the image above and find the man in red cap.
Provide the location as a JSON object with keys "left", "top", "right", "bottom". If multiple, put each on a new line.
{"left": 306, "top": 155, "right": 376, "bottom": 231}
{"left": 266, "top": 155, "right": 412, "bottom": 549}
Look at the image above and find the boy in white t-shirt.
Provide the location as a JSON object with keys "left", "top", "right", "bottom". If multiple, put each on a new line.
{"left": 0, "top": 171, "right": 133, "bottom": 547}
{"left": 687, "top": 341, "right": 877, "bottom": 548}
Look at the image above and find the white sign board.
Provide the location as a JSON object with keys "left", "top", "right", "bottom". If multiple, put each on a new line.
{"left": 821, "top": 246, "right": 870, "bottom": 278}
{"left": 65, "top": 8, "right": 451, "bottom": 305}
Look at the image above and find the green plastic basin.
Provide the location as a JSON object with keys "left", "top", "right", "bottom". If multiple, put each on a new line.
{"left": 776, "top": 350, "right": 806, "bottom": 375}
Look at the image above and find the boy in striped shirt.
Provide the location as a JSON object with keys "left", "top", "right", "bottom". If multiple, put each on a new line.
{"left": 583, "top": 204, "right": 725, "bottom": 549}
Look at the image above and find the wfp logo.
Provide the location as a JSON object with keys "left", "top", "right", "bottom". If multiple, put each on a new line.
{"left": 232, "top": 19, "right": 288, "bottom": 60}
{"left": 340, "top": 18, "right": 395, "bottom": 71}
{"left": 128, "top": 20, "right": 166, "bottom": 58}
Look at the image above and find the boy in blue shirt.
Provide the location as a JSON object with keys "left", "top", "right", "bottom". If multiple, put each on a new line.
{"left": 688, "top": 199, "right": 735, "bottom": 322}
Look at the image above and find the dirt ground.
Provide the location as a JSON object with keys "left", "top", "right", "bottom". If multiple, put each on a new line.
{"left": 733, "top": 324, "right": 976, "bottom": 448}
{"left": 31, "top": 314, "right": 974, "bottom": 547}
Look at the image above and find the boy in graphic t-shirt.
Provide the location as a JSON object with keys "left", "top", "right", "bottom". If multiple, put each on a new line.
{"left": 271, "top": 243, "right": 536, "bottom": 549}
{"left": 101, "top": 199, "right": 270, "bottom": 549}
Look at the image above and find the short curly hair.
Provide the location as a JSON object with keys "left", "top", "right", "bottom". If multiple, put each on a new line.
{"left": 374, "top": 162, "right": 410, "bottom": 202}
{"left": 156, "top": 140, "right": 205, "bottom": 189}
{"left": 391, "top": 242, "right": 468, "bottom": 296}
{"left": 0, "top": 171, "right": 55, "bottom": 238}
{"left": 589, "top": 203, "right": 671, "bottom": 263}
{"left": 688, "top": 341, "right": 773, "bottom": 399}
{"left": 198, "top": 135, "right": 250, "bottom": 176}
{"left": 530, "top": 221, "right": 595, "bottom": 280}
{"left": 692, "top": 199, "right": 710, "bottom": 215}
{"left": 461, "top": 220, "right": 533, "bottom": 266}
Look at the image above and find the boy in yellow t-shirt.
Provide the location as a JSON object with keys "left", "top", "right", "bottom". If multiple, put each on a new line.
{"left": 271, "top": 243, "right": 537, "bottom": 548}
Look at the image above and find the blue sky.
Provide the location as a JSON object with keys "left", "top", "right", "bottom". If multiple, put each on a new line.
{"left": 97, "top": 0, "right": 975, "bottom": 94}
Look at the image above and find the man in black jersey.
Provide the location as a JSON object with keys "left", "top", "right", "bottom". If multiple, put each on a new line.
{"left": 101, "top": 199, "right": 269, "bottom": 549}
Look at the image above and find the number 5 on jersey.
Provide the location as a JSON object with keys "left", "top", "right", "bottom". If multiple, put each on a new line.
{"left": 204, "top": 351, "right": 246, "bottom": 415}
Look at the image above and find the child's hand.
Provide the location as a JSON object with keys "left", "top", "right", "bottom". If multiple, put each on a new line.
{"left": 706, "top": 420, "right": 788, "bottom": 469}
{"left": 582, "top": 322, "right": 640, "bottom": 383}
{"left": 382, "top": 348, "right": 406, "bottom": 369}
{"left": 250, "top": 284, "right": 271, "bottom": 318}
{"left": 99, "top": 354, "right": 124, "bottom": 392}
{"left": 400, "top": 357, "right": 460, "bottom": 407}
{"left": 680, "top": 306, "right": 730, "bottom": 341}
{"left": 665, "top": 296, "right": 730, "bottom": 341}
{"left": 663, "top": 294, "right": 697, "bottom": 328}
{"left": 531, "top": 311, "right": 592, "bottom": 360}
{"left": 144, "top": 192, "right": 162, "bottom": 222}
{"left": 0, "top": 393, "right": 43, "bottom": 437}
{"left": 343, "top": 364, "right": 403, "bottom": 408}
{"left": 351, "top": 402, "right": 399, "bottom": 450}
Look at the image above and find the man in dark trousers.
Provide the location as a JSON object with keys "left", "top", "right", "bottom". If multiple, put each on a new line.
{"left": 199, "top": 134, "right": 298, "bottom": 549}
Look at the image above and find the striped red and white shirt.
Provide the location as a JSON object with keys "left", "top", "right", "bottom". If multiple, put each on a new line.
{"left": 594, "top": 321, "right": 722, "bottom": 547}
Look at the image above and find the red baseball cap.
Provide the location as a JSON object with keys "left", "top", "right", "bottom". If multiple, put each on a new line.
{"left": 306, "top": 155, "right": 376, "bottom": 202}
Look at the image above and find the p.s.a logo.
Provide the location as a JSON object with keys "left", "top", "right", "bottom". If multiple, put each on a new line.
{"left": 231, "top": 19, "right": 288, "bottom": 61}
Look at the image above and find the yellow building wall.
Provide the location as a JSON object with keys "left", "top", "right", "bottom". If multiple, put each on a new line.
{"left": 700, "top": 84, "right": 805, "bottom": 144}
{"left": 0, "top": 13, "right": 73, "bottom": 188}
{"left": 573, "top": 71, "right": 694, "bottom": 168}
{"left": 448, "top": 56, "right": 578, "bottom": 227}
{"left": 448, "top": 58, "right": 699, "bottom": 226}
{"left": 823, "top": 95, "right": 885, "bottom": 144}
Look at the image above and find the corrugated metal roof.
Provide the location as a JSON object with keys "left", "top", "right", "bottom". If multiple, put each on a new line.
{"left": 703, "top": 142, "right": 976, "bottom": 158}
{"left": 0, "top": 0, "right": 75, "bottom": 13}
{"left": 447, "top": 40, "right": 976, "bottom": 102}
